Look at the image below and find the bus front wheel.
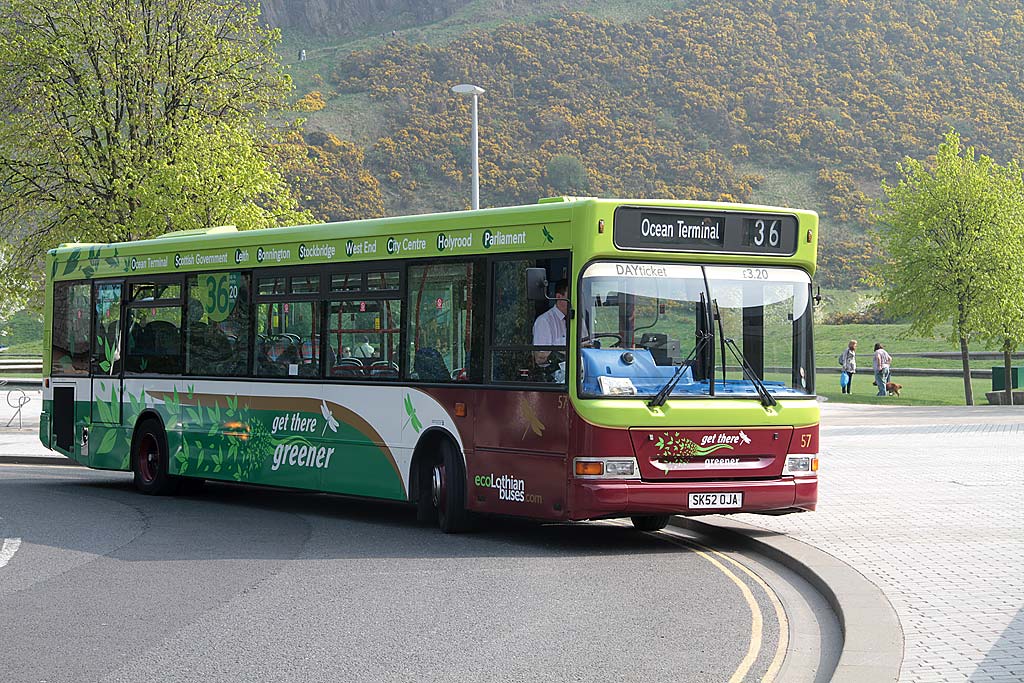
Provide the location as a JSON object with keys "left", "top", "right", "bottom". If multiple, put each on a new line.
{"left": 131, "top": 418, "right": 178, "bottom": 496}
{"left": 431, "top": 440, "right": 472, "bottom": 534}
{"left": 631, "top": 515, "right": 671, "bottom": 532}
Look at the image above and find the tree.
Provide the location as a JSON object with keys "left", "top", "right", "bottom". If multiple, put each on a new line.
{"left": 0, "top": 239, "right": 27, "bottom": 324}
{"left": 0, "top": 0, "right": 309, "bottom": 303}
{"left": 973, "top": 198, "right": 1024, "bottom": 405}
{"left": 874, "top": 131, "right": 1023, "bottom": 405}
{"left": 545, "top": 154, "right": 589, "bottom": 195}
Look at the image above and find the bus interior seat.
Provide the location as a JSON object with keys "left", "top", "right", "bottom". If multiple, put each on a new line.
{"left": 414, "top": 347, "right": 449, "bottom": 382}
{"left": 332, "top": 357, "right": 364, "bottom": 377}
{"left": 370, "top": 360, "right": 399, "bottom": 378}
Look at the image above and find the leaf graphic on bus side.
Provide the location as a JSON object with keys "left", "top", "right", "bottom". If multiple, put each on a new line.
{"left": 62, "top": 250, "right": 81, "bottom": 275}
{"left": 96, "top": 428, "right": 117, "bottom": 455}
{"left": 95, "top": 394, "right": 112, "bottom": 423}
{"left": 128, "top": 390, "right": 144, "bottom": 420}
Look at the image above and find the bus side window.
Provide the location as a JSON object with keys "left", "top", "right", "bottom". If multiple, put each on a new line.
{"left": 91, "top": 282, "right": 122, "bottom": 376}
{"left": 326, "top": 298, "right": 401, "bottom": 380}
{"left": 51, "top": 282, "right": 91, "bottom": 375}
{"left": 490, "top": 257, "right": 568, "bottom": 384}
{"left": 406, "top": 261, "right": 483, "bottom": 383}
{"left": 125, "top": 307, "right": 182, "bottom": 374}
{"left": 185, "top": 272, "right": 251, "bottom": 377}
{"left": 255, "top": 301, "right": 319, "bottom": 378}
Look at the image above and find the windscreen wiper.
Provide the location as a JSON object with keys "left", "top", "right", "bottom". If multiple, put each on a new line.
{"left": 648, "top": 329, "right": 712, "bottom": 408}
{"left": 722, "top": 337, "right": 777, "bottom": 408}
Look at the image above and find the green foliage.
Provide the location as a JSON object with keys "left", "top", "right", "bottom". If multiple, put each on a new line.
{"left": 0, "top": 0, "right": 310, "bottom": 299}
{"left": 0, "top": 309, "right": 42, "bottom": 347}
{"left": 545, "top": 154, "right": 590, "bottom": 195}
{"left": 0, "top": 241, "right": 29, "bottom": 320}
{"left": 274, "top": 131, "right": 385, "bottom": 221}
{"left": 875, "top": 134, "right": 1022, "bottom": 329}
{"left": 874, "top": 131, "right": 1024, "bottom": 403}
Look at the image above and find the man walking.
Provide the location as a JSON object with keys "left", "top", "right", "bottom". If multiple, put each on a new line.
{"left": 873, "top": 343, "right": 892, "bottom": 397}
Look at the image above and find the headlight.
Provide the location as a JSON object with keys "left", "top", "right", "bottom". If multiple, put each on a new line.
{"left": 574, "top": 457, "right": 640, "bottom": 479}
{"left": 784, "top": 455, "right": 818, "bottom": 476}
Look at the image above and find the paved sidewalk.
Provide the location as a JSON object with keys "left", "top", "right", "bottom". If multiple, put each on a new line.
{"left": 735, "top": 402, "right": 1024, "bottom": 682}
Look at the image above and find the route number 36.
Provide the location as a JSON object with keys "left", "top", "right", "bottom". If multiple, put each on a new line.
{"left": 752, "top": 219, "right": 781, "bottom": 248}
{"left": 200, "top": 272, "right": 240, "bottom": 322}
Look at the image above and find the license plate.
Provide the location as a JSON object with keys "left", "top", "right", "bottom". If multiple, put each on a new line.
{"left": 688, "top": 492, "right": 743, "bottom": 509}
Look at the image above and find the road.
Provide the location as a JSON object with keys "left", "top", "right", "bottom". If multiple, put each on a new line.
{"left": 0, "top": 463, "right": 835, "bottom": 682}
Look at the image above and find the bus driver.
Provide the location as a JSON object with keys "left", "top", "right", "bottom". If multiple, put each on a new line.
{"left": 533, "top": 279, "right": 588, "bottom": 380}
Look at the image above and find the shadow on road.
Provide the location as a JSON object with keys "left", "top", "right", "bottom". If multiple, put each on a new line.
{"left": 5, "top": 470, "right": 693, "bottom": 562}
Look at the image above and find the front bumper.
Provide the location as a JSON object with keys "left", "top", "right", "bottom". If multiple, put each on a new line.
{"left": 568, "top": 476, "right": 817, "bottom": 520}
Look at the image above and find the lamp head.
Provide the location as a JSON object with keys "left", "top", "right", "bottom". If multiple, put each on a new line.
{"left": 452, "top": 84, "right": 485, "bottom": 96}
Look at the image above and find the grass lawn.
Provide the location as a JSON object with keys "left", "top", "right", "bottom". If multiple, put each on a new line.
{"left": 816, "top": 322, "right": 1011, "bottom": 404}
{"left": 819, "top": 373, "right": 993, "bottom": 406}
{"left": 0, "top": 340, "right": 44, "bottom": 356}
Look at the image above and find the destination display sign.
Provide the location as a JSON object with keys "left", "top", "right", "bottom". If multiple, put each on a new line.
{"left": 613, "top": 207, "right": 798, "bottom": 256}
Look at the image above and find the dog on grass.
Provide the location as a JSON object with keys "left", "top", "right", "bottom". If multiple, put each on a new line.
{"left": 885, "top": 381, "right": 902, "bottom": 397}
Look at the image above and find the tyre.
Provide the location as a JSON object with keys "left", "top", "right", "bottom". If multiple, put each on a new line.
{"left": 431, "top": 439, "right": 472, "bottom": 533}
{"left": 415, "top": 457, "right": 437, "bottom": 525}
{"left": 631, "top": 515, "right": 671, "bottom": 531}
{"left": 131, "top": 418, "right": 178, "bottom": 496}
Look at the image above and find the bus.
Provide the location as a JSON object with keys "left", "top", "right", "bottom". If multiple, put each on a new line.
{"left": 40, "top": 197, "right": 818, "bottom": 532}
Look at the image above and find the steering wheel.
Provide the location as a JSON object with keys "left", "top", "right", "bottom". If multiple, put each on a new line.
{"left": 587, "top": 333, "right": 622, "bottom": 348}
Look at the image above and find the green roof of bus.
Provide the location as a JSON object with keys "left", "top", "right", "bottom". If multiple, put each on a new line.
{"left": 49, "top": 197, "right": 816, "bottom": 254}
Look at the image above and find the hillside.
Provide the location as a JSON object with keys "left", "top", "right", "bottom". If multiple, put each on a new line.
{"left": 270, "top": 0, "right": 1024, "bottom": 289}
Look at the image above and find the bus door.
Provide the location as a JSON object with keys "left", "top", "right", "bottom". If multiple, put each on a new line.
{"left": 471, "top": 255, "right": 571, "bottom": 520}
{"left": 89, "top": 280, "right": 124, "bottom": 464}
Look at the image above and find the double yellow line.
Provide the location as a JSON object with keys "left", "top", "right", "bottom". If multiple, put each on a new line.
{"left": 612, "top": 522, "right": 788, "bottom": 683}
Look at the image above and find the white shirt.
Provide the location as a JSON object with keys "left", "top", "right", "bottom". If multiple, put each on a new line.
{"left": 533, "top": 305, "right": 567, "bottom": 346}
{"left": 352, "top": 341, "right": 375, "bottom": 358}
{"left": 532, "top": 305, "right": 588, "bottom": 346}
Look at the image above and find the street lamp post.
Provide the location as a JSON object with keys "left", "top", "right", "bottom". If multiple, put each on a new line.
{"left": 452, "top": 84, "right": 485, "bottom": 210}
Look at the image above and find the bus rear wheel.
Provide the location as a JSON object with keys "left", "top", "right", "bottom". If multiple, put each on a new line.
{"left": 631, "top": 515, "right": 671, "bottom": 532}
{"left": 431, "top": 440, "right": 472, "bottom": 534}
{"left": 131, "top": 418, "right": 178, "bottom": 496}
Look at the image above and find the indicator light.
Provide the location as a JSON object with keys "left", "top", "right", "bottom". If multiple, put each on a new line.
{"left": 576, "top": 461, "right": 604, "bottom": 476}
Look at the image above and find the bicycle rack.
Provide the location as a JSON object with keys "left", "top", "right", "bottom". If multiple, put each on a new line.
{"left": 2, "top": 380, "right": 31, "bottom": 429}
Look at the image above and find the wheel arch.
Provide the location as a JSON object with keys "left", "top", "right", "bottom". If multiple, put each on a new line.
{"left": 132, "top": 409, "right": 167, "bottom": 438}
{"left": 408, "top": 426, "right": 465, "bottom": 503}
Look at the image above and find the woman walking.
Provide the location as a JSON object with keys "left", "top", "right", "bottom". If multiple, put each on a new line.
{"left": 839, "top": 340, "right": 857, "bottom": 394}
